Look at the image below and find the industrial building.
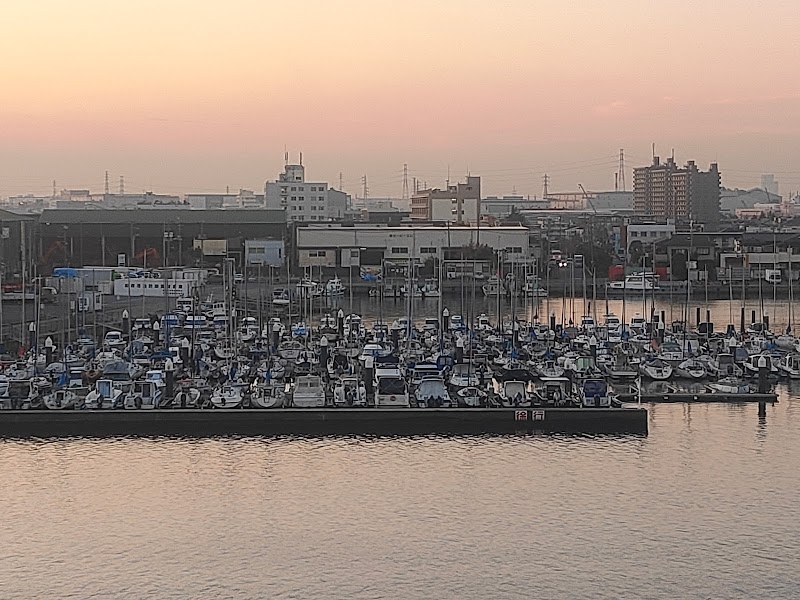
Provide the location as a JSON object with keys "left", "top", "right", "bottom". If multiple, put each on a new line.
{"left": 37, "top": 208, "right": 286, "bottom": 269}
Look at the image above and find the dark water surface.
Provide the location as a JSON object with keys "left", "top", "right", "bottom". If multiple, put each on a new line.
{"left": 1, "top": 387, "right": 799, "bottom": 599}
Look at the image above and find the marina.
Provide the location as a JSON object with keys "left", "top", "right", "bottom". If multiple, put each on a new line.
{"left": 0, "top": 259, "right": 795, "bottom": 438}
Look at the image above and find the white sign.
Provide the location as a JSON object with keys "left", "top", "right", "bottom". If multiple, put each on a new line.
{"left": 117, "top": 253, "right": 126, "bottom": 267}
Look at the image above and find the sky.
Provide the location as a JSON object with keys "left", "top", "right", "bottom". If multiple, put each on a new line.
{"left": 1, "top": 0, "right": 799, "bottom": 200}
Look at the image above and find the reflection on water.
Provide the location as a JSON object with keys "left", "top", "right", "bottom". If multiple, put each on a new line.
{"left": 1, "top": 391, "right": 800, "bottom": 599}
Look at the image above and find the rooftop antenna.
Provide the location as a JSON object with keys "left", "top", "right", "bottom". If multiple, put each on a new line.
{"left": 446, "top": 164, "right": 450, "bottom": 188}
{"left": 104, "top": 170, "right": 110, "bottom": 195}
{"left": 284, "top": 147, "right": 288, "bottom": 166}
{"left": 402, "top": 163, "right": 409, "bottom": 200}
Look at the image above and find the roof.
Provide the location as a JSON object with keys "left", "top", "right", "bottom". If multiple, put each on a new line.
{"left": 39, "top": 208, "right": 286, "bottom": 225}
{"left": 0, "top": 209, "right": 35, "bottom": 221}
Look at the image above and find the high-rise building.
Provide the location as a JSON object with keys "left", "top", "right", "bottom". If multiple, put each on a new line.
{"left": 633, "top": 157, "right": 720, "bottom": 224}
{"left": 265, "top": 163, "right": 349, "bottom": 222}
{"left": 410, "top": 176, "right": 481, "bottom": 223}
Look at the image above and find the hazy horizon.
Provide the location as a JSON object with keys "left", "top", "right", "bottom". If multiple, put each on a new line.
{"left": 1, "top": 0, "right": 799, "bottom": 200}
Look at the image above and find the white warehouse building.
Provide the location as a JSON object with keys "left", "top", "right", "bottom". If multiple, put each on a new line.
{"left": 295, "top": 224, "right": 530, "bottom": 268}
{"left": 265, "top": 163, "right": 349, "bottom": 221}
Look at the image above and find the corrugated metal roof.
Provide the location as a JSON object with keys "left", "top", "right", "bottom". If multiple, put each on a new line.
{"left": 39, "top": 208, "right": 286, "bottom": 225}
{"left": 0, "top": 209, "right": 35, "bottom": 221}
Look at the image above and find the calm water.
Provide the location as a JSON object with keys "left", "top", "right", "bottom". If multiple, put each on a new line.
{"left": 2, "top": 388, "right": 800, "bottom": 599}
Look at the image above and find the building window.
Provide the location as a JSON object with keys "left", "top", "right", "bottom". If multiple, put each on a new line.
{"left": 697, "top": 247, "right": 710, "bottom": 255}
{"left": 391, "top": 247, "right": 408, "bottom": 254}
{"left": 291, "top": 187, "right": 296, "bottom": 191}
{"left": 298, "top": 206, "right": 304, "bottom": 211}
{"left": 420, "top": 247, "right": 437, "bottom": 254}
{"left": 309, "top": 250, "right": 327, "bottom": 257}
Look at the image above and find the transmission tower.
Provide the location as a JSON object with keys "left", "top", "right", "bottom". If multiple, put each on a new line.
{"left": 104, "top": 170, "right": 110, "bottom": 194}
{"left": 402, "top": 164, "right": 409, "bottom": 200}
{"left": 339, "top": 172, "right": 343, "bottom": 191}
{"left": 542, "top": 174, "right": 550, "bottom": 198}
{"left": 361, "top": 175, "right": 368, "bottom": 201}
{"left": 119, "top": 175, "right": 125, "bottom": 195}
{"left": 618, "top": 149, "right": 626, "bottom": 192}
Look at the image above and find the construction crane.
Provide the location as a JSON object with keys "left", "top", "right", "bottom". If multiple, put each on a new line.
{"left": 578, "top": 184, "right": 597, "bottom": 214}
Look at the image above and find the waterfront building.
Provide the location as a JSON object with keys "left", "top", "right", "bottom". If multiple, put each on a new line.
{"left": 633, "top": 157, "right": 721, "bottom": 225}
{"left": 294, "top": 223, "right": 528, "bottom": 269}
{"left": 410, "top": 176, "right": 481, "bottom": 223}
{"left": 265, "top": 163, "right": 349, "bottom": 221}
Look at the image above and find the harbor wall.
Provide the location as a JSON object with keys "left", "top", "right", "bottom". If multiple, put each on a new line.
{"left": 0, "top": 407, "right": 647, "bottom": 437}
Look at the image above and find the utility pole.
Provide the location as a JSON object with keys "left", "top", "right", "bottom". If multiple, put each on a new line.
{"left": 402, "top": 164, "right": 409, "bottom": 200}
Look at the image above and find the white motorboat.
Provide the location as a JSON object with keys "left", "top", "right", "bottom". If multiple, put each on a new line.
{"left": 43, "top": 388, "right": 82, "bottom": 410}
{"left": 456, "top": 386, "right": 486, "bottom": 407}
{"left": 333, "top": 376, "right": 367, "bottom": 407}
{"left": 500, "top": 380, "right": 529, "bottom": 407}
{"left": 449, "top": 363, "right": 479, "bottom": 389}
{"left": 482, "top": 276, "right": 506, "bottom": 297}
{"left": 322, "top": 277, "right": 346, "bottom": 296}
{"left": 579, "top": 378, "right": 616, "bottom": 408}
{"left": 743, "top": 353, "right": 779, "bottom": 377}
{"left": 291, "top": 375, "right": 325, "bottom": 407}
{"left": 272, "top": 288, "right": 291, "bottom": 306}
{"left": 778, "top": 353, "right": 800, "bottom": 379}
{"left": 606, "top": 273, "right": 659, "bottom": 292}
{"left": 414, "top": 377, "right": 453, "bottom": 407}
{"left": 374, "top": 367, "right": 410, "bottom": 407}
{"left": 708, "top": 377, "right": 750, "bottom": 394}
{"left": 84, "top": 379, "right": 125, "bottom": 409}
{"left": 124, "top": 380, "right": 162, "bottom": 409}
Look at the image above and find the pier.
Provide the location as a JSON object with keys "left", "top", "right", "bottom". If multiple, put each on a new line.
{"left": 0, "top": 406, "right": 648, "bottom": 437}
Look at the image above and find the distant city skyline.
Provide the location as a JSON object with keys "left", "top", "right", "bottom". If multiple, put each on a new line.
{"left": 1, "top": 0, "right": 798, "bottom": 199}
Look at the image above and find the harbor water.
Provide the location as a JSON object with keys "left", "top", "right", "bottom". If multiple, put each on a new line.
{"left": 1, "top": 388, "right": 799, "bottom": 599}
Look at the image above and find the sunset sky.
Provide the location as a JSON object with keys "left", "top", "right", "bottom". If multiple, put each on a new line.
{"left": 1, "top": 0, "right": 799, "bottom": 199}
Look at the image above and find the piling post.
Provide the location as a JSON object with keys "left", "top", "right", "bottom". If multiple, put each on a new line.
{"left": 589, "top": 335, "right": 597, "bottom": 361}
{"left": 164, "top": 358, "right": 175, "bottom": 405}
{"left": 758, "top": 355, "right": 769, "bottom": 394}
{"left": 442, "top": 307, "right": 450, "bottom": 332}
{"left": 337, "top": 308, "right": 345, "bottom": 338}
{"left": 455, "top": 336, "right": 464, "bottom": 363}
{"left": 364, "top": 356, "right": 374, "bottom": 399}
{"left": 122, "top": 309, "right": 130, "bottom": 339}
{"left": 271, "top": 321, "right": 281, "bottom": 352}
{"left": 764, "top": 314, "right": 770, "bottom": 331}
{"left": 319, "top": 336, "right": 329, "bottom": 379}
{"left": 44, "top": 336, "right": 54, "bottom": 366}
{"left": 740, "top": 307, "right": 745, "bottom": 334}
{"left": 180, "top": 337, "right": 190, "bottom": 367}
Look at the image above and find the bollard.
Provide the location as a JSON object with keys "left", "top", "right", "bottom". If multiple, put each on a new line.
{"left": 550, "top": 313, "right": 556, "bottom": 332}
{"left": 589, "top": 335, "right": 597, "bottom": 361}
{"left": 442, "top": 307, "right": 450, "bottom": 332}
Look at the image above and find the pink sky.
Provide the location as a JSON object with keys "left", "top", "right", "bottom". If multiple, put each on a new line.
{"left": 1, "top": 0, "right": 799, "bottom": 199}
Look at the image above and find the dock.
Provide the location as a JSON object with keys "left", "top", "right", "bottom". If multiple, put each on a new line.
{"left": 0, "top": 406, "right": 648, "bottom": 437}
{"left": 616, "top": 392, "right": 778, "bottom": 404}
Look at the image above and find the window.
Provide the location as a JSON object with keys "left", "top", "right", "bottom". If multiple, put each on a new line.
{"left": 391, "top": 247, "right": 408, "bottom": 254}
{"left": 631, "top": 231, "right": 638, "bottom": 237}
{"left": 318, "top": 196, "right": 325, "bottom": 201}
{"left": 291, "top": 196, "right": 296, "bottom": 201}
{"left": 308, "top": 250, "right": 327, "bottom": 257}
{"left": 697, "top": 247, "right": 710, "bottom": 255}
{"left": 298, "top": 206, "right": 304, "bottom": 211}
{"left": 291, "top": 187, "right": 296, "bottom": 191}
{"left": 299, "top": 186, "right": 305, "bottom": 191}
{"left": 420, "top": 247, "right": 437, "bottom": 254}
{"left": 311, "top": 206, "right": 316, "bottom": 211}
{"left": 310, "top": 215, "right": 316, "bottom": 220}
